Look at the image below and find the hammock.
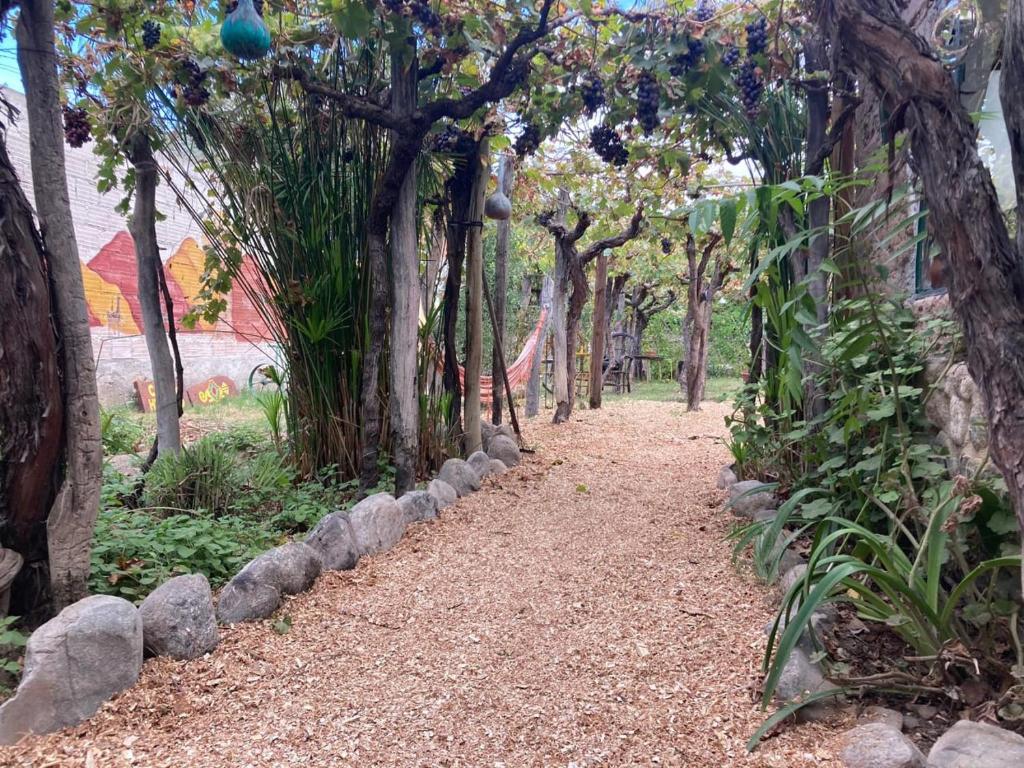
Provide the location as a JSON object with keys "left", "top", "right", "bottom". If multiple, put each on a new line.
{"left": 436, "top": 308, "right": 549, "bottom": 403}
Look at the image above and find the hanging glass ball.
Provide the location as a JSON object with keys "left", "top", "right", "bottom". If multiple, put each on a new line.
{"left": 221, "top": 0, "right": 272, "bottom": 60}
{"left": 931, "top": 0, "right": 981, "bottom": 69}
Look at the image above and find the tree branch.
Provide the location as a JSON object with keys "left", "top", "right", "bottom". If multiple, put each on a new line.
{"left": 581, "top": 204, "right": 645, "bottom": 263}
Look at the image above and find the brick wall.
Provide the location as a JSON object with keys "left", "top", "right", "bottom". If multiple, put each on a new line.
{"left": 3, "top": 89, "right": 274, "bottom": 406}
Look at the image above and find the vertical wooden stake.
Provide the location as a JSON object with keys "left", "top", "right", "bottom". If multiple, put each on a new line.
{"left": 463, "top": 136, "right": 488, "bottom": 454}
{"left": 588, "top": 250, "right": 609, "bottom": 410}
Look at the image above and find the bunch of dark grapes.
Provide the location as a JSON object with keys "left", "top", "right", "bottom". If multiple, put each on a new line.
{"left": 514, "top": 122, "right": 541, "bottom": 157}
{"left": 431, "top": 124, "right": 473, "bottom": 154}
{"left": 589, "top": 124, "right": 628, "bottom": 168}
{"left": 746, "top": 15, "right": 768, "bottom": 56}
{"left": 661, "top": 237, "right": 673, "bottom": 255}
{"left": 142, "top": 20, "right": 161, "bottom": 50}
{"left": 179, "top": 59, "right": 210, "bottom": 107}
{"left": 410, "top": 0, "right": 441, "bottom": 30}
{"left": 579, "top": 75, "right": 605, "bottom": 116}
{"left": 382, "top": 0, "right": 403, "bottom": 11}
{"left": 636, "top": 70, "right": 659, "bottom": 135}
{"left": 736, "top": 58, "right": 763, "bottom": 115}
{"left": 694, "top": 1, "right": 715, "bottom": 23}
{"left": 669, "top": 36, "right": 705, "bottom": 76}
{"left": 722, "top": 45, "right": 740, "bottom": 67}
{"left": 62, "top": 105, "right": 91, "bottom": 148}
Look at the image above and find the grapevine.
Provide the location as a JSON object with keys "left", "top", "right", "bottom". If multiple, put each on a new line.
{"left": 514, "top": 122, "right": 541, "bottom": 157}
{"left": 579, "top": 75, "right": 605, "bottom": 117}
{"left": 589, "top": 124, "right": 628, "bottom": 168}
{"left": 736, "top": 58, "right": 763, "bottom": 116}
{"left": 746, "top": 15, "right": 768, "bottom": 56}
{"left": 635, "top": 70, "right": 659, "bottom": 136}
{"left": 62, "top": 105, "right": 92, "bottom": 148}
{"left": 141, "top": 20, "right": 161, "bottom": 50}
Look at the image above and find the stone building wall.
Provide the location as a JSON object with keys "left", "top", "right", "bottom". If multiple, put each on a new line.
{"left": 3, "top": 88, "right": 274, "bottom": 406}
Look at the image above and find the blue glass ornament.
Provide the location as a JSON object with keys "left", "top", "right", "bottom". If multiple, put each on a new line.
{"left": 221, "top": 0, "right": 271, "bottom": 60}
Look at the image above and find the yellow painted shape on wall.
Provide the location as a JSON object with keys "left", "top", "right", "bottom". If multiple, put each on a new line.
{"left": 166, "top": 237, "right": 216, "bottom": 330}
{"left": 80, "top": 263, "right": 140, "bottom": 335}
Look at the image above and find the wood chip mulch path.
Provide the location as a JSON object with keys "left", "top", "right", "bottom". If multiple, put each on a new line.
{"left": 2, "top": 401, "right": 842, "bottom": 767}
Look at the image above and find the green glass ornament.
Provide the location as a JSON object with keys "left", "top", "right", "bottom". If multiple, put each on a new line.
{"left": 221, "top": 0, "right": 271, "bottom": 60}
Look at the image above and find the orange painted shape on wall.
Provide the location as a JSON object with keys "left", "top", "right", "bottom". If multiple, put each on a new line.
{"left": 80, "top": 262, "right": 140, "bottom": 335}
{"left": 165, "top": 237, "right": 217, "bottom": 331}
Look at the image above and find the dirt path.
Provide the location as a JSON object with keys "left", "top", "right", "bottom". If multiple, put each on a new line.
{"left": 3, "top": 401, "right": 840, "bottom": 767}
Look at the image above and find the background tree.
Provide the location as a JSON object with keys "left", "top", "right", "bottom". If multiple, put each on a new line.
{"left": 681, "top": 231, "right": 732, "bottom": 410}
{"left": 14, "top": 0, "right": 103, "bottom": 613}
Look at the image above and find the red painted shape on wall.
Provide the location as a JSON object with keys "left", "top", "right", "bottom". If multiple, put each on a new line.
{"left": 186, "top": 375, "right": 238, "bottom": 407}
{"left": 86, "top": 231, "right": 196, "bottom": 332}
{"left": 230, "top": 257, "right": 273, "bottom": 342}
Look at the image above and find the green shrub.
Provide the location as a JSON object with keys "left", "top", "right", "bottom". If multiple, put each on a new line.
{"left": 143, "top": 437, "right": 241, "bottom": 516}
{"left": 100, "top": 408, "right": 145, "bottom": 455}
{"left": 89, "top": 509, "right": 278, "bottom": 602}
{"left": 0, "top": 616, "right": 27, "bottom": 696}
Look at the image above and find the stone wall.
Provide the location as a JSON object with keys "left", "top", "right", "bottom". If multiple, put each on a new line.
{"left": 3, "top": 88, "right": 273, "bottom": 405}
{"left": 911, "top": 294, "right": 989, "bottom": 473}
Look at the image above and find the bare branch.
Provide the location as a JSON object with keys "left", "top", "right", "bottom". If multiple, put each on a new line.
{"left": 581, "top": 204, "right": 645, "bottom": 263}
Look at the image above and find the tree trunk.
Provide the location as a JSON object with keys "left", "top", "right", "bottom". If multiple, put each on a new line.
{"left": 820, "top": 0, "right": 1024, "bottom": 590}
{"left": 389, "top": 40, "right": 419, "bottom": 496}
{"left": 588, "top": 251, "right": 609, "bottom": 409}
{"left": 463, "top": 137, "right": 488, "bottom": 454}
{"left": 359, "top": 229, "right": 388, "bottom": 493}
{"left": 0, "top": 128, "right": 63, "bottom": 619}
{"left": 686, "top": 300, "right": 712, "bottom": 410}
{"left": 127, "top": 133, "right": 180, "bottom": 457}
{"left": 802, "top": 33, "right": 831, "bottom": 421}
{"left": 423, "top": 207, "right": 445, "bottom": 308}
{"left": 16, "top": 1, "right": 102, "bottom": 611}
{"left": 442, "top": 149, "right": 475, "bottom": 441}
{"left": 550, "top": 191, "right": 572, "bottom": 423}
{"left": 491, "top": 154, "right": 515, "bottom": 424}
{"left": 526, "top": 275, "right": 553, "bottom": 417}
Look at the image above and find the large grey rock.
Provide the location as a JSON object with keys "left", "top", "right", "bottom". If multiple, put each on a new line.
{"left": 398, "top": 490, "right": 438, "bottom": 524}
{"left": 217, "top": 542, "right": 323, "bottom": 624}
{"left": 0, "top": 595, "right": 143, "bottom": 744}
{"left": 489, "top": 459, "right": 508, "bottom": 475}
{"left": 717, "top": 465, "right": 738, "bottom": 490}
{"left": 467, "top": 450, "right": 493, "bottom": 479}
{"left": 779, "top": 563, "right": 808, "bottom": 595}
{"left": 139, "top": 574, "right": 218, "bottom": 660}
{"left": 729, "top": 480, "right": 775, "bottom": 517}
{"left": 839, "top": 723, "right": 924, "bottom": 768}
{"left": 349, "top": 493, "right": 407, "bottom": 556}
{"left": 305, "top": 513, "right": 360, "bottom": 571}
{"left": 481, "top": 421, "right": 515, "bottom": 452}
{"left": 217, "top": 574, "right": 281, "bottom": 624}
{"left": 244, "top": 542, "right": 322, "bottom": 596}
{"left": 439, "top": 458, "right": 481, "bottom": 496}
{"left": 927, "top": 720, "right": 1024, "bottom": 768}
{"left": 774, "top": 646, "right": 828, "bottom": 701}
{"left": 487, "top": 434, "right": 521, "bottom": 468}
{"left": 860, "top": 706, "right": 903, "bottom": 732}
{"left": 428, "top": 478, "right": 458, "bottom": 510}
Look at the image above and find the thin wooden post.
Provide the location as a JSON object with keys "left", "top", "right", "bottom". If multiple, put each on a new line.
{"left": 491, "top": 154, "right": 515, "bottom": 425}
{"left": 463, "top": 136, "right": 488, "bottom": 454}
{"left": 588, "top": 250, "right": 609, "bottom": 409}
{"left": 482, "top": 271, "right": 521, "bottom": 439}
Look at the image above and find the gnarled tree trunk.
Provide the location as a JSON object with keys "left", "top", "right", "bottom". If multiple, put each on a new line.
{"left": 0, "top": 126, "right": 63, "bottom": 620}
{"left": 16, "top": 0, "right": 102, "bottom": 611}
{"left": 819, "top": 0, "right": 1024, "bottom": 588}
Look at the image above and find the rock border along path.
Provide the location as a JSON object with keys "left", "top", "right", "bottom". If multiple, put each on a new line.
{"left": 1, "top": 401, "right": 840, "bottom": 767}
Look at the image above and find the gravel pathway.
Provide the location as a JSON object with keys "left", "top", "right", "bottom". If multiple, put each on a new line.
{"left": 2, "top": 401, "right": 840, "bottom": 767}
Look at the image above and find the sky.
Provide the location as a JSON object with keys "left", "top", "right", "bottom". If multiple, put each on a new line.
{"left": 0, "top": 37, "right": 20, "bottom": 91}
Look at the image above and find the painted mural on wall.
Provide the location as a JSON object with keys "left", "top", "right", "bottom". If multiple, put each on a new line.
{"left": 79, "top": 231, "right": 270, "bottom": 343}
